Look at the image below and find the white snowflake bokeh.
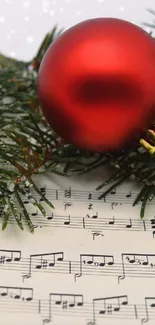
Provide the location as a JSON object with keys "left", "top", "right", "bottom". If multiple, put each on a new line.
{"left": 0, "top": 0, "right": 155, "bottom": 60}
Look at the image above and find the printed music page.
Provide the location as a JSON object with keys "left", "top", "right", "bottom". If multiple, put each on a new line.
{"left": 0, "top": 166, "right": 155, "bottom": 325}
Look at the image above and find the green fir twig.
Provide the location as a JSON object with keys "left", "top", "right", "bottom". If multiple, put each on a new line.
{"left": 0, "top": 22, "right": 155, "bottom": 232}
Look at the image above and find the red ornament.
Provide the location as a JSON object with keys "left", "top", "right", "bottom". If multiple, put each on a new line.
{"left": 37, "top": 17, "right": 155, "bottom": 152}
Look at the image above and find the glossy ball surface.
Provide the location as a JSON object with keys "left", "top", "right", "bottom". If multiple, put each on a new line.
{"left": 38, "top": 18, "right": 155, "bottom": 151}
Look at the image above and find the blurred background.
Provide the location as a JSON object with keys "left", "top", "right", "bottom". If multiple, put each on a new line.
{"left": 0, "top": 0, "right": 155, "bottom": 61}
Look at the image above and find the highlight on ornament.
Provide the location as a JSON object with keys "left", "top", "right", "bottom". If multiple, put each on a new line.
{"left": 1, "top": 12, "right": 155, "bottom": 232}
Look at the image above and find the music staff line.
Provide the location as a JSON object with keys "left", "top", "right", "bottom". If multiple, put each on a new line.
{"left": 24, "top": 185, "right": 155, "bottom": 205}
{"left": 2, "top": 211, "right": 155, "bottom": 238}
{"left": 1, "top": 249, "right": 155, "bottom": 283}
{"left": 0, "top": 285, "right": 154, "bottom": 324}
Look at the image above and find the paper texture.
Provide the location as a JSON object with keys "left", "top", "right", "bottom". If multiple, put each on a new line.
{"left": 0, "top": 167, "right": 155, "bottom": 325}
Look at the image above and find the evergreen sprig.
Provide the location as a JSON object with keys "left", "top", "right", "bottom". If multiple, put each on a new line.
{"left": 0, "top": 20, "right": 155, "bottom": 232}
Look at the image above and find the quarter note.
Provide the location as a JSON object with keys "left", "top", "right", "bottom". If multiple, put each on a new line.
{"left": 64, "top": 215, "right": 70, "bottom": 225}
{"left": 47, "top": 212, "right": 54, "bottom": 220}
{"left": 23, "top": 200, "right": 29, "bottom": 204}
{"left": 108, "top": 216, "right": 115, "bottom": 225}
{"left": 126, "top": 190, "right": 132, "bottom": 198}
{"left": 126, "top": 218, "right": 132, "bottom": 228}
{"left": 31, "top": 210, "right": 38, "bottom": 216}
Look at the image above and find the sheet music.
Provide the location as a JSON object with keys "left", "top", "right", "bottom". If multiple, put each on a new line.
{"left": 1, "top": 167, "right": 155, "bottom": 325}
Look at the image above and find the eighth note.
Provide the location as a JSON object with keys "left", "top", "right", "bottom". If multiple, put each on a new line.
{"left": 51, "top": 293, "right": 83, "bottom": 310}
{"left": 0, "top": 250, "right": 21, "bottom": 263}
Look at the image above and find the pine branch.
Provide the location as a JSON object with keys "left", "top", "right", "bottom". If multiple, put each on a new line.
{"left": 0, "top": 24, "right": 155, "bottom": 232}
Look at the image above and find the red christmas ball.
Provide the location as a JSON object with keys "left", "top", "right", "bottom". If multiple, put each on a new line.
{"left": 37, "top": 17, "right": 155, "bottom": 152}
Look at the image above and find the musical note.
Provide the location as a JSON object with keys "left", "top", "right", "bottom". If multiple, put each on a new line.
{"left": 119, "top": 253, "right": 155, "bottom": 282}
{"left": 0, "top": 286, "right": 33, "bottom": 301}
{"left": 126, "top": 190, "right": 132, "bottom": 198}
{"left": 23, "top": 200, "right": 30, "bottom": 204}
{"left": 108, "top": 216, "right": 115, "bottom": 225}
{"left": 126, "top": 218, "right": 132, "bottom": 228}
{"left": 92, "top": 213, "right": 98, "bottom": 219}
{"left": 86, "top": 213, "right": 98, "bottom": 219}
{"left": 52, "top": 293, "right": 83, "bottom": 308}
{"left": 47, "top": 212, "right": 54, "bottom": 220}
{"left": 93, "top": 295, "right": 128, "bottom": 323}
{"left": 31, "top": 210, "right": 38, "bottom": 217}
{"left": 64, "top": 215, "right": 70, "bottom": 225}
{"left": 36, "top": 257, "right": 48, "bottom": 269}
{"left": 45, "top": 293, "right": 84, "bottom": 323}
{"left": 75, "top": 254, "right": 114, "bottom": 280}
{"left": 23, "top": 252, "right": 64, "bottom": 279}
{"left": 141, "top": 297, "right": 155, "bottom": 324}
{"left": 88, "top": 193, "right": 92, "bottom": 200}
{"left": 0, "top": 250, "right": 21, "bottom": 264}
